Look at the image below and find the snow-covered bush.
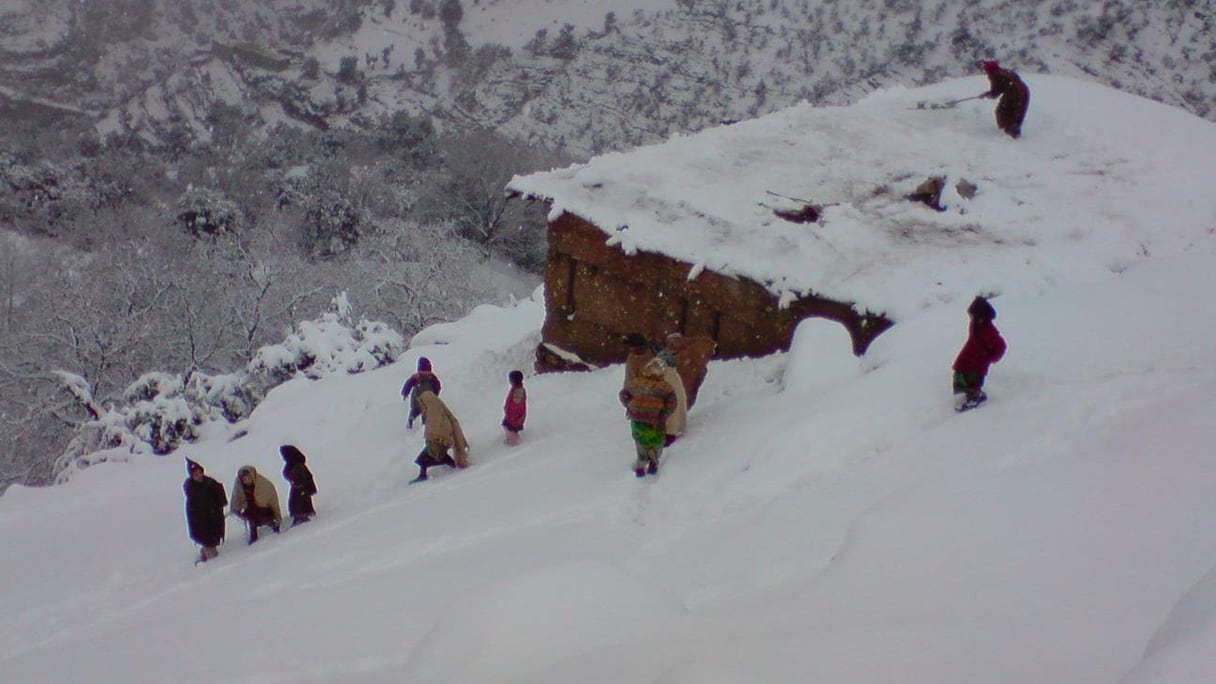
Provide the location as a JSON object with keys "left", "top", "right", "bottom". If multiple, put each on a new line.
{"left": 176, "top": 184, "right": 242, "bottom": 237}
{"left": 278, "top": 165, "right": 368, "bottom": 259}
{"left": 51, "top": 295, "right": 403, "bottom": 483}
{"left": 119, "top": 371, "right": 209, "bottom": 455}
{"left": 248, "top": 292, "right": 405, "bottom": 381}
{"left": 53, "top": 406, "right": 152, "bottom": 484}
{"left": 125, "top": 394, "right": 198, "bottom": 455}
{"left": 548, "top": 24, "right": 581, "bottom": 61}
{"left": 337, "top": 55, "right": 359, "bottom": 82}
{"left": 123, "top": 371, "right": 184, "bottom": 403}
{"left": 185, "top": 371, "right": 260, "bottom": 423}
{"left": 303, "top": 189, "right": 363, "bottom": 258}
{"left": 51, "top": 371, "right": 153, "bottom": 484}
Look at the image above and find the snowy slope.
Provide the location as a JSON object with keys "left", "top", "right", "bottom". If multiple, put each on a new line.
{"left": 2, "top": 82, "right": 1216, "bottom": 684}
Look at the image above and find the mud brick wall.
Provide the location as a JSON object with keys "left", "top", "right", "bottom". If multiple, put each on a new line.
{"left": 537, "top": 212, "right": 891, "bottom": 371}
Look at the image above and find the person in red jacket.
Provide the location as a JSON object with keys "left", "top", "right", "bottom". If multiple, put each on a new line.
{"left": 981, "top": 60, "right": 1030, "bottom": 139}
{"left": 502, "top": 369, "right": 527, "bottom": 446}
{"left": 952, "top": 295, "right": 1007, "bottom": 411}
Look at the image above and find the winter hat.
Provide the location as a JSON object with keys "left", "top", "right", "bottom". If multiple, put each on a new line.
{"left": 967, "top": 295, "right": 997, "bottom": 320}
{"left": 981, "top": 60, "right": 1000, "bottom": 75}
{"left": 280, "top": 444, "right": 306, "bottom": 463}
{"left": 417, "top": 357, "right": 432, "bottom": 372}
{"left": 508, "top": 369, "right": 524, "bottom": 385}
{"left": 657, "top": 350, "right": 676, "bottom": 367}
{"left": 186, "top": 458, "right": 204, "bottom": 475}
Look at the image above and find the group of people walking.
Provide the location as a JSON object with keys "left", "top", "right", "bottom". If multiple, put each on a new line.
{"left": 183, "top": 445, "right": 317, "bottom": 563}
{"left": 185, "top": 296, "right": 1004, "bottom": 559}
{"left": 182, "top": 63, "right": 1019, "bottom": 546}
{"left": 402, "top": 335, "right": 715, "bottom": 483}
{"left": 399, "top": 357, "right": 528, "bottom": 483}
{"left": 184, "top": 357, "right": 529, "bottom": 561}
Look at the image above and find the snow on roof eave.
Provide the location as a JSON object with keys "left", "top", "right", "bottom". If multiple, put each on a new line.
{"left": 504, "top": 182, "right": 882, "bottom": 318}
{"left": 505, "top": 186, "right": 555, "bottom": 203}
{"left": 513, "top": 198, "right": 879, "bottom": 321}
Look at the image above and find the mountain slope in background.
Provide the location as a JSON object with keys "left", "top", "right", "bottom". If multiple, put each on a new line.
{"left": 2, "top": 0, "right": 1213, "bottom": 157}
{"left": 1, "top": 77, "right": 1214, "bottom": 684}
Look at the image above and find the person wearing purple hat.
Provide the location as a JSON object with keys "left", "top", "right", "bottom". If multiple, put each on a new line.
{"left": 980, "top": 60, "right": 1030, "bottom": 138}
{"left": 400, "top": 356, "right": 442, "bottom": 429}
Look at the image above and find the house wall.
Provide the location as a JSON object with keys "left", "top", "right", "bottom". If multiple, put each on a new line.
{"left": 537, "top": 212, "right": 890, "bottom": 371}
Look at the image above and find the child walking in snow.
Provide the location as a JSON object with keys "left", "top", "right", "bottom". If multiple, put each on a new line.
{"left": 952, "top": 295, "right": 1007, "bottom": 411}
{"left": 400, "top": 357, "right": 441, "bottom": 429}
{"left": 502, "top": 370, "right": 527, "bottom": 446}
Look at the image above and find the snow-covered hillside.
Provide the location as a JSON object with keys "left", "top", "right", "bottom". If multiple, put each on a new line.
{"left": 3, "top": 0, "right": 1213, "bottom": 157}
{"left": 2, "top": 78, "right": 1215, "bottom": 683}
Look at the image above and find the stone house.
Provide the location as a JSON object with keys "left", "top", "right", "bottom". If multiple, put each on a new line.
{"left": 503, "top": 101, "right": 949, "bottom": 372}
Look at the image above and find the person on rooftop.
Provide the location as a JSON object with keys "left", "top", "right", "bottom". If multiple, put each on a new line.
{"left": 980, "top": 60, "right": 1030, "bottom": 139}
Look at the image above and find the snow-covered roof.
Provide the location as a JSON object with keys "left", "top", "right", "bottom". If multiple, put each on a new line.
{"left": 508, "top": 75, "right": 1216, "bottom": 320}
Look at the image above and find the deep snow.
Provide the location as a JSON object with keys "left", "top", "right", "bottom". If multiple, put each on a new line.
{"left": 1, "top": 77, "right": 1215, "bottom": 684}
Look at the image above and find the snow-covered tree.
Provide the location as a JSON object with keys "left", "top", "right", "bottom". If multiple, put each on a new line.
{"left": 415, "top": 129, "right": 555, "bottom": 268}
{"left": 248, "top": 292, "right": 404, "bottom": 382}
{"left": 176, "top": 185, "right": 242, "bottom": 237}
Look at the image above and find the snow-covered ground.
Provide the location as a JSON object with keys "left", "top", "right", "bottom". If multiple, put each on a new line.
{"left": 2, "top": 79, "right": 1215, "bottom": 684}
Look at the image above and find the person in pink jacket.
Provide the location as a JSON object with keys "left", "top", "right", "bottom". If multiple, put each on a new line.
{"left": 952, "top": 295, "right": 1007, "bottom": 411}
{"left": 502, "top": 370, "right": 527, "bottom": 446}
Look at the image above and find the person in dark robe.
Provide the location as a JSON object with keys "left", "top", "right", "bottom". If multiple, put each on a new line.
{"left": 981, "top": 60, "right": 1030, "bottom": 139}
{"left": 280, "top": 444, "right": 318, "bottom": 527}
{"left": 183, "top": 458, "right": 227, "bottom": 562}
